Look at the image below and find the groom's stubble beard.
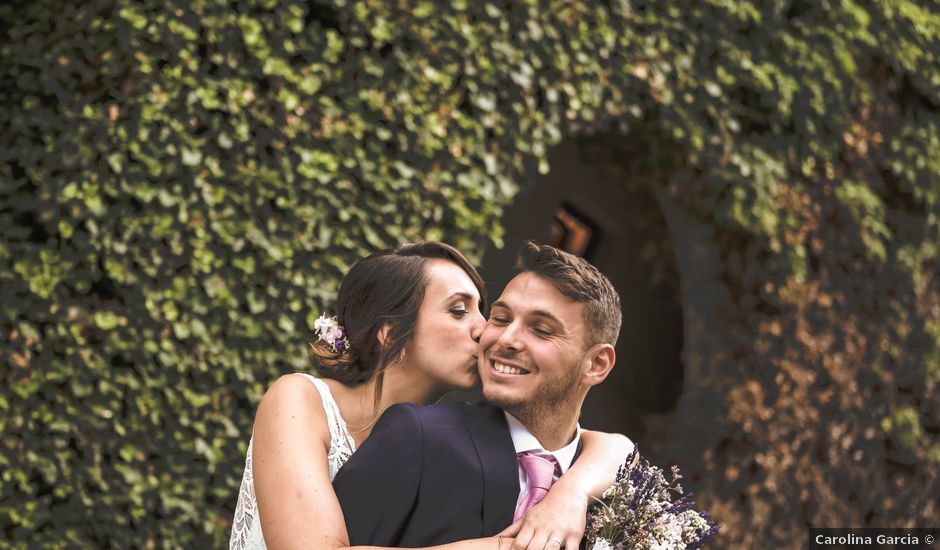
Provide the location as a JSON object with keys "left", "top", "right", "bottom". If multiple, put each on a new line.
{"left": 484, "top": 356, "right": 584, "bottom": 436}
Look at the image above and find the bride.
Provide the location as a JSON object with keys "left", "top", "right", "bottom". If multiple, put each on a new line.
{"left": 230, "top": 242, "right": 632, "bottom": 549}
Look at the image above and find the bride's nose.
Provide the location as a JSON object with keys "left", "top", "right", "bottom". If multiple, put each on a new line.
{"left": 470, "top": 310, "right": 485, "bottom": 343}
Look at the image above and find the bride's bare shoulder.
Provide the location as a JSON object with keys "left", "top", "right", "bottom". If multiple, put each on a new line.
{"left": 253, "top": 373, "right": 331, "bottom": 445}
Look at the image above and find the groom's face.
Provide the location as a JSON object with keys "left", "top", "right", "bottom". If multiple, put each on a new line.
{"left": 478, "top": 271, "right": 588, "bottom": 414}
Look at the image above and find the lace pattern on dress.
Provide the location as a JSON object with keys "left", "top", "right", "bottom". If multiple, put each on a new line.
{"left": 228, "top": 374, "right": 357, "bottom": 550}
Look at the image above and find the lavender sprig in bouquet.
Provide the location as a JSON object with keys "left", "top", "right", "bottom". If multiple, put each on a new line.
{"left": 584, "top": 448, "right": 719, "bottom": 550}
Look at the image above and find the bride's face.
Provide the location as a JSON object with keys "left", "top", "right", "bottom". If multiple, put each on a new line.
{"left": 402, "top": 259, "right": 485, "bottom": 397}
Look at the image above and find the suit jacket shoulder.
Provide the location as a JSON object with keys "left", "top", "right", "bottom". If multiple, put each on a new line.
{"left": 334, "top": 401, "right": 519, "bottom": 547}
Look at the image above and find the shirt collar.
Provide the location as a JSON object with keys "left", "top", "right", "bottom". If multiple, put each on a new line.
{"left": 504, "top": 412, "right": 581, "bottom": 473}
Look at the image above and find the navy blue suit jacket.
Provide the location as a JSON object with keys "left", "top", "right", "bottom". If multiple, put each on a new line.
{"left": 332, "top": 402, "right": 520, "bottom": 547}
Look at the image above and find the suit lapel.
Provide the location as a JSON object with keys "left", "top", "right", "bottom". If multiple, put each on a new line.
{"left": 465, "top": 404, "right": 519, "bottom": 534}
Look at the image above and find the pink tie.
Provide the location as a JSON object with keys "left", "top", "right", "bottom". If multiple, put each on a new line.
{"left": 513, "top": 451, "right": 559, "bottom": 521}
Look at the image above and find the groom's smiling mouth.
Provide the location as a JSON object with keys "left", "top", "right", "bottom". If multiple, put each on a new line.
{"left": 490, "top": 359, "right": 530, "bottom": 376}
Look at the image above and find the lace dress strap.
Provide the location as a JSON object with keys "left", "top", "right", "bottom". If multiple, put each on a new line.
{"left": 297, "top": 374, "right": 357, "bottom": 479}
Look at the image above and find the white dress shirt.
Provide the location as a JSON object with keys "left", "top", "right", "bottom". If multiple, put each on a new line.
{"left": 504, "top": 412, "right": 582, "bottom": 510}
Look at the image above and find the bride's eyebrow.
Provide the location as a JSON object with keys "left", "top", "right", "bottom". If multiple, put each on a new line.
{"left": 445, "top": 292, "right": 475, "bottom": 303}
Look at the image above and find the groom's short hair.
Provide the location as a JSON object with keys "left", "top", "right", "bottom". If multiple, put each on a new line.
{"left": 516, "top": 241, "right": 622, "bottom": 347}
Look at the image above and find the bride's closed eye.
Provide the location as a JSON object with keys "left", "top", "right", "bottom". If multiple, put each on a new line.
{"left": 449, "top": 306, "right": 469, "bottom": 318}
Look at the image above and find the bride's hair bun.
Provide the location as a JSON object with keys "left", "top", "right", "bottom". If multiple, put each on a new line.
{"left": 308, "top": 339, "right": 368, "bottom": 384}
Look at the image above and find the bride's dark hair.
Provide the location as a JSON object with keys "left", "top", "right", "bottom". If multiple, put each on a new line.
{"left": 310, "top": 242, "right": 486, "bottom": 395}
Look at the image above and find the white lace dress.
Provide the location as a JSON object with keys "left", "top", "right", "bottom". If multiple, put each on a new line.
{"left": 229, "top": 374, "right": 357, "bottom": 550}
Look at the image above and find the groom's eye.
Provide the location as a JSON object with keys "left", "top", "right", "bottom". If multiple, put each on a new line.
{"left": 532, "top": 326, "right": 552, "bottom": 336}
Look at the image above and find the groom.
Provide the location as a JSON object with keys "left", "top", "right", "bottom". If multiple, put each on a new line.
{"left": 332, "top": 241, "right": 622, "bottom": 547}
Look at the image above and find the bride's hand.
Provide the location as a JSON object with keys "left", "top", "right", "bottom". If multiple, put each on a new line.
{"left": 497, "top": 477, "right": 588, "bottom": 550}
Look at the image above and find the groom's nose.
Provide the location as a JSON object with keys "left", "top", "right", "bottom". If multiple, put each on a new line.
{"left": 494, "top": 321, "right": 522, "bottom": 353}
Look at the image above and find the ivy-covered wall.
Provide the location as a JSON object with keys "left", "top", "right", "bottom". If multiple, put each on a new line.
{"left": 1, "top": 1, "right": 937, "bottom": 548}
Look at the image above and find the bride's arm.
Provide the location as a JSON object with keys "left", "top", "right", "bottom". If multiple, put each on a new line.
{"left": 252, "top": 374, "right": 352, "bottom": 549}
{"left": 501, "top": 430, "right": 634, "bottom": 550}
{"left": 252, "top": 375, "right": 514, "bottom": 550}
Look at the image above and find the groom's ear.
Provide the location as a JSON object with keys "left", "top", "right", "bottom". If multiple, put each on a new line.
{"left": 581, "top": 343, "right": 615, "bottom": 387}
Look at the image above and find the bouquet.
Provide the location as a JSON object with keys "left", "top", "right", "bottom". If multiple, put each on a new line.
{"left": 584, "top": 448, "right": 719, "bottom": 550}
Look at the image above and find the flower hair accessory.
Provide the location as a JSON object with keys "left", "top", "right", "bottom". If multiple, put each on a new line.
{"left": 314, "top": 314, "right": 350, "bottom": 353}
